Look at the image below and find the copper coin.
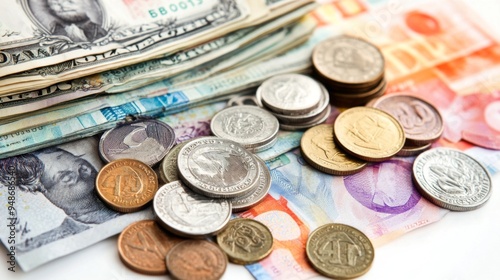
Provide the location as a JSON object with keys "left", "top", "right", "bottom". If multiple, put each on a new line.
{"left": 372, "top": 94, "right": 443, "bottom": 145}
{"left": 99, "top": 119, "right": 175, "bottom": 166}
{"left": 118, "top": 220, "right": 184, "bottom": 275}
{"left": 166, "top": 240, "right": 227, "bottom": 280}
{"left": 96, "top": 158, "right": 158, "bottom": 212}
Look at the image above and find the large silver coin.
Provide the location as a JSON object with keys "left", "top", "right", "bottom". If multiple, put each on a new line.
{"left": 257, "top": 74, "right": 323, "bottom": 115}
{"left": 210, "top": 105, "right": 279, "bottom": 149}
{"left": 99, "top": 119, "right": 175, "bottom": 166}
{"left": 159, "top": 141, "right": 188, "bottom": 184}
{"left": 177, "top": 137, "right": 260, "bottom": 198}
{"left": 153, "top": 181, "right": 231, "bottom": 238}
{"left": 230, "top": 156, "right": 271, "bottom": 212}
{"left": 413, "top": 148, "right": 492, "bottom": 211}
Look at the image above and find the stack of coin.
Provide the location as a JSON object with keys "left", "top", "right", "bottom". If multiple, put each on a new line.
{"left": 312, "top": 35, "right": 386, "bottom": 108}
{"left": 367, "top": 94, "right": 444, "bottom": 157}
{"left": 210, "top": 105, "right": 280, "bottom": 153}
{"left": 256, "top": 73, "right": 331, "bottom": 130}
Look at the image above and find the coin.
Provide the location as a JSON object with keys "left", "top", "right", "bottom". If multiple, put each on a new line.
{"left": 96, "top": 159, "right": 158, "bottom": 212}
{"left": 210, "top": 105, "right": 279, "bottom": 149}
{"left": 396, "top": 142, "right": 432, "bottom": 157}
{"left": 166, "top": 240, "right": 227, "bottom": 280}
{"left": 153, "top": 181, "right": 231, "bottom": 238}
{"left": 216, "top": 218, "right": 273, "bottom": 264}
{"left": 117, "top": 220, "right": 184, "bottom": 275}
{"left": 159, "top": 142, "right": 188, "bottom": 184}
{"left": 313, "top": 35, "right": 384, "bottom": 88}
{"left": 328, "top": 78, "right": 387, "bottom": 108}
{"left": 334, "top": 107, "right": 405, "bottom": 162}
{"left": 371, "top": 94, "right": 443, "bottom": 145}
{"left": 99, "top": 119, "right": 175, "bottom": 166}
{"left": 249, "top": 136, "right": 278, "bottom": 153}
{"left": 257, "top": 74, "right": 323, "bottom": 115}
{"left": 412, "top": 148, "right": 492, "bottom": 211}
{"left": 177, "top": 137, "right": 260, "bottom": 198}
{"left": 306, "top": 223, "right": 374, "bottom": 279}
{"left": 300, "top": 124, "right": 367, "bottom": 175}
{"left": 280, "top": 105, "right": 331, "bottom": 131}
{"left": 229, "top": 156, "right": 271, "bottom": 212}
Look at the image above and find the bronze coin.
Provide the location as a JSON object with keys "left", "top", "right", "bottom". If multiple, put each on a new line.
{"left": 96, "top": 158, "right": 158, "bottom": 212}
{"left": 216, "top": 218, "right": 273, "bottom": 264}
{"left": 371, "top": 94, "right": 443, "bottom": 145}
{"left": 118, "top": 220, "right": 184, "bottom": 275}
{"left": 306, "top": 223, "right": 374, "bottom": 279}
{"left": 166, "top": 240, "right": 227, "bottom": 280}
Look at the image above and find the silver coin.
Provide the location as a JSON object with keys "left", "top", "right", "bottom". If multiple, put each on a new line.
{"left": 210, "top": 105, "right": 279, "bottom": 149}
{"left": 269, "top": 83, "right": 330, "bottom": 124}
{"left": 99, "top": 119, "right": 175, "bottom": 166}
{"left": 413, "top": 148, "right": 492, "bottom": 211}
{"left": 257, "top": 74, "right": 323, "bottom": 115}
{"left": 248, "top": 136, "right": 278, "bottom": 153}
{"left": 153, "top": 181, "right": 231, "bottom": 238}
{"left": 159, "top": 141, "right": 188, "bottom": 184}
{"left": 230, "top": 156, "right": 271, "bottom": 212}
{"left": 280, "top": 105, "right": 331, "bottom": 131}
{"left": 177, "top": 137, "right": 260, "bottom": 198}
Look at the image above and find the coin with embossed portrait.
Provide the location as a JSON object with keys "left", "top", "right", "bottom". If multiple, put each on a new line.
{"left": 99, "top": 119, "right": 175, "bottom": 166}
{"left": 118, "top": 220, "right": 184, "bottom": 275}
{"left": 413, "top": 148, "right": 492, "bottom": 211}
{"left": 210, "top": 105, "right": 279, "bottom": 150}
{"left": 306, "top": 223, "right": 374, "bottom": 279}
{"left": 177, "top": 137, "right": 260, "bottom": 198}
{"left": 153, "top": 181, "right": 231, "bottom": 238}
{"left": 166, "top": 240, "right": 227, "bottom": 280}
{"left": 217, "top": 218, "right": 273, "bottom": 264}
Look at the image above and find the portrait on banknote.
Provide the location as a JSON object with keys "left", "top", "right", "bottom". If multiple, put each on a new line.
{"left": 0, "top": 137, "right": 119, "bottom": 252}
{"left": 21, "top": 0, "right": 107, "bottom": 43}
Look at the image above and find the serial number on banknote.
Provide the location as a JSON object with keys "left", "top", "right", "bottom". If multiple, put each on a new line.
{"left": 148, "top": 0, "right": 205, "bottom": 18}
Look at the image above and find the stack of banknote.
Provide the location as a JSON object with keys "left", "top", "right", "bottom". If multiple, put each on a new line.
{"left": 1, "top": 0, "right": 500, "bottom": 278}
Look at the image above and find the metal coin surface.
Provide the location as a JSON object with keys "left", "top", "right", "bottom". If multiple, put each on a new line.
{"left": 372, "top": 94, "right": 443, "bottom": 145}
{"left": 166, "top": 240, "right": 227, "bottom": 280}
{"left": 248, "top": 136, "right": 278, "bottom": 153}
{"left": 306, "top": 223, "right": 374, "bottom": 279}
{"left": 99, "top": 119, "right": 175, "bottom": 166}
{"left": 216, "top": 218, "right": 273, "bottom": 264}
{"left": 301, "top": 124, "right": 366, "bottom": 175}
{"left": 396, "top": 142, "right": 432, "bottom": 157}
{"left": 279, "top": 105, "right": 331, "bottom": 131}
{"left": 117, "top": 220, "right": 184, "bottom": 275}
{"left": 257, "top": 74, "right": 323, "bottom": 115}
{"left": 226, "top": 95, "right": 260, "bottom": 107}
{"left": 177, "top": 137, "right": 259, "bottom": 198}
{"left": 229, "top": 156, "right": 271, "bottom": 212}
{"left": 334, "top": 107, "right": 405, "bottom": 162}
{"left": 210, "top": 105, "right": 279, "bottom": 149}
{"left": 153, "top": 181, "right": 231, "bottom": 238}
{"left": 413, "top": 148, "right": 492, "bottom": 211}
{"left": 96, "top": 159, "right": 158, "bottom": 212}
{"left": 159, "top": 142, "right": 188, "bottom": 184}
{"left": 313, "top": 36, "right": 385, "bottom": 87}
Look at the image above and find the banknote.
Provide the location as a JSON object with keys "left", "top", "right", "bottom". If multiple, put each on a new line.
{"left": 0, "top": 0, "right": 262, "bottom": 77}
{"left": 0, "top": 3, "right": 316, "bottom": 97}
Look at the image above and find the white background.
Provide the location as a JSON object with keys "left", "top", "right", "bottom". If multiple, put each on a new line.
{"left": 1, "top": 0, "right": 500, "bottom": 279}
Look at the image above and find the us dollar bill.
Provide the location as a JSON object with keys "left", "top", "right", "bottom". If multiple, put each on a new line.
{"left": 0, "top": 0, "right": 258, "bottom": 77}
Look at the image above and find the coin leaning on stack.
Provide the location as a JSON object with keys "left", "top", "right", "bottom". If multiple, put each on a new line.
{"left": 312, "top": 35, "right": 386, "bottom": 108}
{"left": 256, "top": 73, "right": 331, "bottom": 130}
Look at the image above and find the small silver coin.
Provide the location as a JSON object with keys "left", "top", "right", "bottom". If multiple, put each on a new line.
{"left": 99, "top": 119, "right": 175, "bottom": 166}
{"left": 257, "top": 74, "right": 323, "bottom": 115}
{"left": 210, "top": 105, "right": 279, "bottom": 149}
{"left": 153, "top": 181, "right": 231, "bottom": 238}
{"left": 280, "top": 105, "right": 331, "bottom": 131}
{"left": 230, "top": 156, "right": 271, "bottom": 212}
{"left": 413, "top": 148, "right": 492, "bottom": 211}
{"left": 159, "top": 141, "right": 188, "bottom": 184}
{"left": 177, "top": 137, "right": 260, "bottom": 198}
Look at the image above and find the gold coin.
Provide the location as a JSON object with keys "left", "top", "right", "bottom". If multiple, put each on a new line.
{"left": 334, "top": 107, "right": 405, "bottom": 162}
{"left": 306, "top": 223, "right": 374, "bottom": 279}
{"left": 300, "top": 124, "right": 366, "bottom": 175}
{"left": 96, "top": 158, "right": 158, "bottom": 212}
{"left": 216, "top": 218, "right": 273, "bottom": 264}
